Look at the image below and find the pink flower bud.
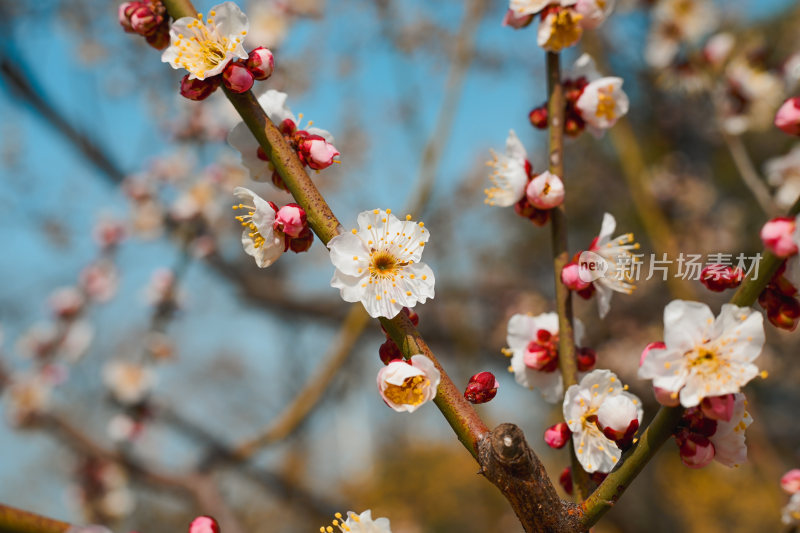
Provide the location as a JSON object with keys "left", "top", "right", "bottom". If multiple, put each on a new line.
{"left": 760, "top": 217, "right": 798, "bottom": 258}
{"left": 222, "top": 62, "right": 255, "bottom": 93}
{"left": 130, "top": 5, "right": 163, "bottom": 36}
{"left": 561, "top": 262, "right": 591, "bottom": 291}
{"left": 639, "top": 341, "right": 666, "bottom": 367}
{"left": 299, "top": 137, "right": 340, "bottom": 170}
{"left": 379, "top": 339, "right": 402, "bottom": 365}
{"left": 287, "top": 227, "right": 314, "bottom": 253}
{"left": 464, "top": 371, "right": 499, "bottom": 404}
{"left": 700, "top": 264, "right": 744, "bottom": 292}
{"left": 189, "top": 516, "right": 220, "bottom": 533}
{"left": 529, "top": 105, "right": 548, "bottom": 129}
{"left": 274, "top": 204, "right": 306, "bottom": 238}
{"left": 526, "top": 171, "right": 564, "bottom": 210}
{"left": 700, "top": 394, "right": 735, "bottom": 422}
{"left": 502, "top": 8, "right": 534, "bottom": 29}
{"left": 179, "top": 75, "right": 221, "bottom": 101}
{"left": 676, "top": 432, "right": 715, "bottom": 469}
{"left": 781, "top": 469, "right": 800, "bottom": 494}
{"left": 246, "top": 47, "right": 275, "bottom": 80}
{"left": 559, "top": 466, "right": 573, "bottom": 495}
{"left": 775, "top": 97, "right": 800, "bottom": 136}
{"left": 575, "top": 346, "right": 596, "bottom": 372}
{"left": 118, "top": 2, "right": 140, "bottom": 32}
{"left": 544, "top": 422, "right": 571, "bottom": 449}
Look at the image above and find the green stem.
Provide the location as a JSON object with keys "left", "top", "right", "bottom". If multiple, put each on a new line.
{"left": 0, "top": 503, "right": 71, "bottom": 533}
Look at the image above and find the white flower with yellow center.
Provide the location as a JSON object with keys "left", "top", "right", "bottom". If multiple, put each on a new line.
{"left": 320, "top": 509, "right": 392, "bottom": 533}
{"left": 102, "top": 361, "right": 155, "bottom": 405}
{"left": 484, "top": 130, "right": 529, "bottom": 207}
{"left": 537, "top": 8, "right": 584, "bottom": 52}
{"left": 563, "top": 369, "right": 643, "bottom": 473}
{"left": 161, "top": 2, "right": 249, "bottom": 80}
{"left": 231, "top": 187, "right": 284, "bottom": 268}
{"left": 638, "top": 300, "right": 765, "bottom": 408}
{"left": 377, "top": 355, "right": 440, "bottom": 413}
{"left": 576, "top": 77, "right": 629, "bottom": 130}
{"left": 328, "top": 209, "right": 435, "bottom": 319}
{"left": 586, "top": 213, "right": 639, "bottom": 318}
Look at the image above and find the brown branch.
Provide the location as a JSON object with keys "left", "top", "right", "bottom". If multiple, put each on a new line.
{"left": 478, "top": 424, "right": 585, "bottom": 533}
{"left": 0, "top": 503, "right": 72, "bottom": 533}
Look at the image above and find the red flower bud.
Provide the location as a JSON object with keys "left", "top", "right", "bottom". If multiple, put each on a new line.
{"left": 559, "top": 466, "right": 573, "bottom": 495}
{"left": 675, "top": 430, "right": 715, "bottom": 469}
{"left": 222, "top": 62, "right": 255, "bottom": 93}
{"left": 286, "top": 227, "right": 314, "bottom": 253}
{"left": 464, "top": 371, "right": 499, "bottom": 404}
{"left": 528, "top": 105, "right": 549, "bottom": 129}
{"left": 700, "top": 264, "right": 744, "bottom": 292}
{"left": 544, "top": 422, "right": 571, "bottom": 449}
{"left": 189, "top": 515, "right": 220, "bottom": 533}
{"left": 379, "top": 339, "right": 402, "bottom": 365}
{"left": 575, "top": 346, "right": 596, "bottom": 372}
{"left": 145, "top": 27, "right": 170, "bottom": 50}
{"left": 180, "top": 75, "right": 221, "bottom": 101}
{"left": 246, "top": 47, "right": 275, "bottom": 80}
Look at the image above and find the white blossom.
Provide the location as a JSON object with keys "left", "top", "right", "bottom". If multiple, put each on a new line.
{"left": 232, "top": 187, "right": 285, "bottom": 268}
{"left": 377, "top": 355, "right": 440, "bottom": 413}
{"left": 328, "top": 209, "right": 435, "bottom": 319}
{"left": 325, "top": 510, "right": 393, "bottom": 533}
{"left": 710, "top": 393, "right": 752, "bottom": 468}
{"left": 638, "top": 300, "right": 765, "bottom": 407}
{"left": 576, "top": 77, "right": 629, "bottom": 131}
{"left": 102, "top": 361, "right": 155, "bottom": 405}
{"left": 484, "top": 130, "right": 529, "bottom": 207}
{"left": 588, "top": 213, "right": 639, "bottom": 318}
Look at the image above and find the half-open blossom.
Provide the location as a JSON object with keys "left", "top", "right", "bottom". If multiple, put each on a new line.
{"left": 538, "top": 7, "right": 584, "bottom": 53}
{"left": 328, "top": 209, "right": 434, "bottom": 319}
{"left": 576, "top": 77, "right": 629, "bottom": 131}
{"left": 246, "top": 46, "right": 274, "bottom": 80}
{"left": 377, "top": 355, "right": 440, "bottom": 413}
{"left": 782, "top": 470, "right": 800, "bottom": 494}
{"left": 161, "top": 2, "right": 249, "bottom": 80}
{"left": 298, "top": 135, "right": 340, "bottom": 170}
{"left": 574, "top": 0, "right": 614, "bottom": 30}
{"left": 709, "top": 393, "right": 752, "bottom": 467}
{"left": 102, "top": 361, "right": 155, "bottom": 405}
{"left": 526, "top": 171, "right": 564, "bottom": 209}
{"left": 484, "top": 130, "right": 530, "bottom": 207}
{"left": 274, "top": 204, "right": 306, "bottom": 239}
{"left": 638, "top": 300, "right": 765, "bottom": 408}
{"left": 232, "top": 187, "right": 284, "bottom": 268}
{"left": 776, "top": 97, "right": 800, "bottom": 136}
{"left": 761, "top": 217, "right": 798, "bottom": 258}
{"left": 507, "top": 312, "right": 585, "bottom": 403}
{"left": 584, "top": 213, "right": 640, "bottom": 318}
{"left": 322, "top": 510, "right": 392, "bottom": 533}
{"left": 563, "top": 369, "right": 643, "bottom": 473}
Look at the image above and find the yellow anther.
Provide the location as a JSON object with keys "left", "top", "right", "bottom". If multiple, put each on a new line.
{"left": 351, "top": 228, "right": 357, "bottom": 234}
{"left": 406, "top": 214, "right": 412, "bottom": 220}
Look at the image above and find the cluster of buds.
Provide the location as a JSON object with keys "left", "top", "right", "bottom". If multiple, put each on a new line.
{"left": 673, "top": 397, "right": 733, "bottom": 468}
{"left": 180, "top": 47, "right": 275, "bottom": 101}
{"left": 759, "top": 261, "right": 800, "bottom": 331}
{"left": 699, "top": 264, "right": 744, "bottom": 292}
{"left": 275, "top": 117, "right": 341, "bottom": 175}
{"left": 463, "top": 371, "right": 499, "bottom": 404}
{"left": 529, "top": 75, "right": 588, "bottom": 137}
{"left": 119, "top": 0, "right": 170, "bottom": 49}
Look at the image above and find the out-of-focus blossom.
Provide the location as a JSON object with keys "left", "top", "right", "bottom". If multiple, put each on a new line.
{"left": 783, "top": 493, "right": 800, "bottom": 526}
{"left": 776, "top": 97, "right": 800, "bottom": 136}
{"left": 576, "top": 77, "right": 629, "bottom": 131}
{"left": 782, "top": 470, "right": 800, "bottom": 494}
{"left": 103, "top": 360, "right": 156, "bottom": 405}
{"left": 538, "top": 6, "right": 584, "bottom": 53}
{"left": 162, "top": 2, "right": 249, "bottom": 80}
{"left": 638, "top": 300, "right": 764, "bottom": 408}
{"left": 4, "top": 373, "right": 51, "bottom": 426}
{"left": 760, "top": 217, "right": 798, "bottom": 258}
{"left": 74, "top": 459, "right": 135, "bottom": 520}
{"left": 92, "top": 216, "right": 126, "bottom": 249}
{"left": 80, "top": 261, "right": 119, "bottom": 303}
{"left": 328, "top": 209, "right": 434, "bottom": 319}
{"left": 720, "top": 58, "right": 785, "bottom": 135}
{"left": 765, "top": 145, "right": 800, "bottom": 209}
{"left": 244, "top": 0, "right": 289, "bottom": 50}
{"left": 377, "top": 355, "right": 440, "bottom": 413}
{"left": 49, "top": 287, "right": 85, "bottom": 320}
{"left": 704, "top": 32, "right": 735, "bottom": 67}
{"left": 645, "top": 0, "right": 717, "bottom": 68}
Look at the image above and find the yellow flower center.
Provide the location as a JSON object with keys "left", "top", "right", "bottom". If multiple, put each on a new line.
{"left": 369, "top": 250, "right": 401, "bottom": 279}
{"left": 543, "top": 10, "right": 584, "bottom": 52}
{"left": 383, "top": 375, "right": 429, "bottom": 406}
{"left": 233, "top": 204, "right": 266, "bottom": 248}
{"left": 172, "top": 12, "right": 246, "bottom": 78}
{"left": 595, "top": 85, "right": 617, "bottom": 121}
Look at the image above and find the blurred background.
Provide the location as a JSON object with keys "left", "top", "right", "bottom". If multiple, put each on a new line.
{"left": 1, "top": 0, "right": 800, "bottom": 531}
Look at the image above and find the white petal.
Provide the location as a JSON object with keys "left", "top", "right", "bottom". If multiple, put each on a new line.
{"left": 212, "top": 2, "right": 249, "bottom": 41}
{"left": 595, "top": 282, "right": 613, "bottom": 318}
{"left": 327, "top": 233, "right": 369, "bottom": 276}
{"left": 712, "top": 304, "right": 765, "bottom": 364}
{"left": 663, "top": 300, "right": 714, "bottom": 353}
{"left": 330, "top": 270, "right": 368, "bottom": 304}
{"left": 256, "top": 89, "right": 296, "bottom": 124}
{"left": 505, "top": 129, "right": 527, "bottom": 162}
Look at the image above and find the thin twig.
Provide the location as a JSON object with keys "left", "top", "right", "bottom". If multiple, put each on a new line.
{"left": 720, "top": 131, "right": 779, "bottom": 217}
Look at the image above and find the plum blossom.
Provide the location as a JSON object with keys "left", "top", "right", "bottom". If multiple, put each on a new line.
{"left": 645, "top": 0, "right": 717, "bottom": 68}
{"left": 576, "top": 77, "right": 629, "bottom": 131}
{"left": 782, "top": 470, "right": 800, "bottom": 494}
{"left": 4, "top": 373, "right": 51, "bottom": 426}
{"left": 582, "top": 213, "right": 640, "bottom": 318}
{"left": 102, "top": 361, "right": 156, "bottom": 405}
{"left": 776, "top": 97, "right": 800, "bottom": 136}
{"left": 574, "top": 0, "right": 614, "bottom": 30}
{"left": 328, "top": 209, "right": 435, "bottom": 319}
{"left": 563, "top": 369, "right": 643, "bottom": 473}
{"left": 783, "top": 493, "right": 800, "bottom": 526}
{"left": 720, "top": 58, "right": 785, "bottom": 135}
{"left": 506, "top": 312, "right": 586, "bottom": 403}
{"left": 709, "top": 393, "right": 752, "bottom": 467}
{"left": 526, "top": 171, "right": 564, "bottom": 209}
{"left": 538, "top": 7, "right": 584, "bottom": 53}
{"left": 231, "top": 187, "right": 284, "bottom": 268}
{"left": 161, "top": 2, "right": 249, "bottom": 80}
{"left": 228, "top": 90, "right": 338, "bottom": 187}
{"left": 484, "top": 130, "right": 529, "bottom": 207}
{"left": 323, "top": 510, "right": 392, "bottom": 533}
{"left": 377, "top": 355, "right": 440, "bottom": 413}
{"left": 765, "top": 145, "right": 800, "bottom": 209}
{"left": 638, "top": 300, "right": 765, "bottom": 408}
